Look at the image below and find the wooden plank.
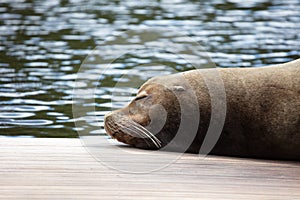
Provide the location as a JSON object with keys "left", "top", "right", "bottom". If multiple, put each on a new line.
{"left": 0, "top": 138, "right": 299, "bottom": 200}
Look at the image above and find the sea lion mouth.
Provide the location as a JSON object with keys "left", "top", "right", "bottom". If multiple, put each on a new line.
{"left": 104, "top": 112, "right": 162, "bottom": 149}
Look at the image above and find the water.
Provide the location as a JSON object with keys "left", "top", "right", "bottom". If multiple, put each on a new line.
{"left": 0, "top": 0, "right": 299, "bottom": 138}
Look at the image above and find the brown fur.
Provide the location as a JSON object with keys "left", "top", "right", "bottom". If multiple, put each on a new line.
{"left": 105, "top": 59, "right": 300, "bottom": 160}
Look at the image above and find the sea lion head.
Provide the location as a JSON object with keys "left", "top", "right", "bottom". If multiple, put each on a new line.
{"left": 104, "top": 73, "right": 194, "bottom": 150}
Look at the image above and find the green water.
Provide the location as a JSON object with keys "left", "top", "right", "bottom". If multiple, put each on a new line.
{"left": 0, "top": 0, "right": 299, "bottom": 138}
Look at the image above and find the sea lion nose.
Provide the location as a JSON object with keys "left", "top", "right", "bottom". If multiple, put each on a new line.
{"left": 104, "top": 112, "right": 114, "bottom": 123}
{"left": 104, "top": 111, "right": 126, "bottom": 125}
{"left": 104, "top": 112, "right": 116, "bottom": 137}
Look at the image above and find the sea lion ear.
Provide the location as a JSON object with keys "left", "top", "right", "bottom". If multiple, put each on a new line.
{"left": 172, "top": 85, "right": 185, "bottom": 92}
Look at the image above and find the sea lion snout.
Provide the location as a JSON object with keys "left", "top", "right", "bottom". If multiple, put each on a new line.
{"left": 104, "top": 104, "right": 163, "bottom": 149}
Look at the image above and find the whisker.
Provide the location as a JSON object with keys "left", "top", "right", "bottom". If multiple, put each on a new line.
{"left": 119, "top": 121, "right": 160, "bottom": 148}
{"left": 127, "top": 120, "right": 162, "bottom": 148}
{"left": 130, "top": 126, "right": 160, "bottom": 148}
{"left": 128, "top": 120, "right": 161, "bottom": 144}
{"left": 106, "top": 114, "right": 162, "bottom": 148}
{"left": 135, "top": 124, "right": 162, "bottom": 145}
{"left": 117, "top": 123, "right": 152, "bottom": 147}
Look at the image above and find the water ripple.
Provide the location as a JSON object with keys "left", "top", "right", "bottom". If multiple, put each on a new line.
{"left": 0, "top": 0, "right": 299, "bottom": 137}
{"left": 3, "top": 119, "right": 53, "bottom": 126}
{"left": 0, "top": 112, "right": 35, "bottom": 119}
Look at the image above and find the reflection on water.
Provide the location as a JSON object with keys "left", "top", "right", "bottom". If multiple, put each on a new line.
{"left": 0, "top": 0, "right": 299, "bottom": 137}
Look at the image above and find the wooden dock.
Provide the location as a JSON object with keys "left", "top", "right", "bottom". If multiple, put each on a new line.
{"left": 0, "top": 137, "right": 299, "bottom": 199}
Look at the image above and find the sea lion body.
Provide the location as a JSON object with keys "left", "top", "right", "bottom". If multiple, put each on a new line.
{"left": 104, "top": 59, "right": 300, "bottom": 160}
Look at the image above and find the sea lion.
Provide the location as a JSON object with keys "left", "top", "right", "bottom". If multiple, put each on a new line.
{"left": 104, "top": 59, "right": 300, "bottom": 160}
